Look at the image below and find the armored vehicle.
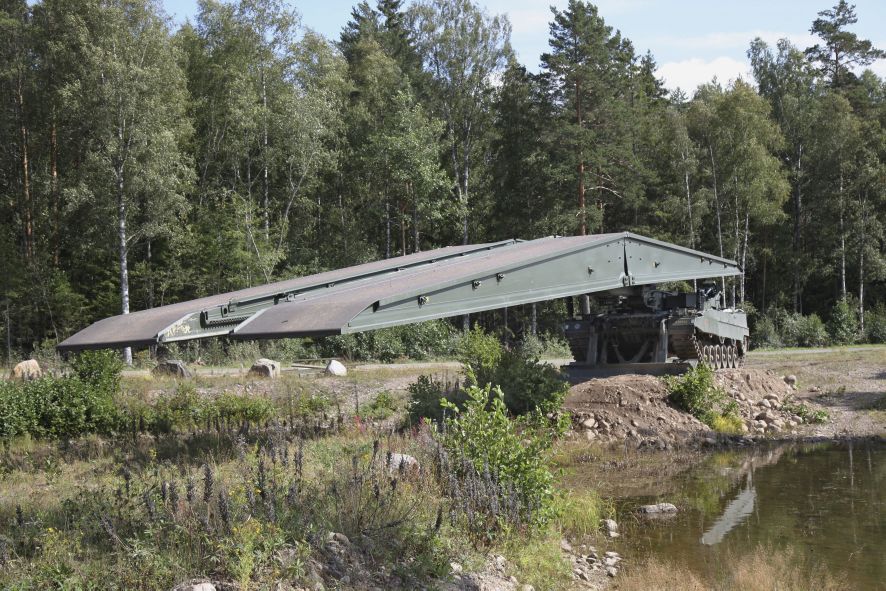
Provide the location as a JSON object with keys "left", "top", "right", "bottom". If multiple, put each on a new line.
{"left": 58, "top": 232, "right": 748, "bottom": 374}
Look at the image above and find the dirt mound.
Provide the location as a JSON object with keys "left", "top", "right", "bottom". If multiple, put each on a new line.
{"left": 564, "top": 374, "right": 709, "bottom": 448}
{"left": 564, "top": 369, "right": 804, "bottom": 446}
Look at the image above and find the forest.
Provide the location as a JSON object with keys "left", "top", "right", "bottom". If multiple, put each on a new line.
{"left": 1, "top": 0, "right": 884, "bottom": 360}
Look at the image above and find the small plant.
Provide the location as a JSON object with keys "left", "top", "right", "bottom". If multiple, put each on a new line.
{"left": 407, "top": 375, "right": 465, "bottom": 425}
{"left": 782, "top": 398, "right": 829, "bottom": 424}
{"left": 362, "top": 391, "right": 397, "bottom": 420}
{"left": 665, "top": 364, "right": 738, "bottom": 428}
{"left": 439, "top": 384, "right": 556, "bottom": 544}
{"left": 828, "top": 297, "right": 859, "bottom": 345}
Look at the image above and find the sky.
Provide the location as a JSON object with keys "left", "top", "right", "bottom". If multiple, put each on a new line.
{"left": 161, "top": 0, "right": 886, "bottom": 92}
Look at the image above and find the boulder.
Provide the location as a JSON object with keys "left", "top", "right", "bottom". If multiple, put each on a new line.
{"left": 153, "top": 359, "right": 191, "bottom": 379}
{"left": 173, "top": 582, "right": 216, "bottom": 591}
{"left": 387, "top": 452, "right": 419, "bottom": 474}
{"left": 325, "top": 359, "right": 347, "bottom": 376}
{"left": 637, "top": 502, "right": 678, "bottom": 514}
{"left": 10, "top": 359, "right": 42, "bottom": 381}
{"left": 784, "top": 374, "right": 797, "bottom": 386}
{"left": 248, "top": 358, "right": 280, "bottom": 379}
{"left": 602, "top": 519, "right": 618, "bottom": 534}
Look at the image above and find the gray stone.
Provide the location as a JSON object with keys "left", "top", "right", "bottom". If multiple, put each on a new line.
{"left": 637, "top": 502, "right": 678, "bottom": 514}
{"left": 387, "top": 453, "right": 419, "bottom": 473}
{"left": 764, "top": 393, "right": 780, "bottom": 403}
{"left": 602, "top": 518, "right": 618, "bottom": 533}
{"left": 153, "top": 359, "right": 191, "bottom": 378}
{"left": 450, "top": 562, "right": 463, "bottom": 574}
{"left": 325, "top": 359, "right": 347, "bottom": 376}
{"left": 560, "top": 538, "right": 573, "bottom": 553}
{"left": 606, "top": 566, "right": 618, "bottom": 577}
{"left": 10, "top": 359, "right": 42, "bottom": 381}
{"left": 784, "top": 374, "right": 797, "bottom": 386}
{"left": 174, "top": 583, "right": 216, "bottom": 591}
{"left": 248, "top": 358, "right": 280, "bottom": 379}
{"left": 581, "top": 418, "right": 597, "bottom": 429}
{"left": 519, "top": 585, "right": 535, "bottom": 591}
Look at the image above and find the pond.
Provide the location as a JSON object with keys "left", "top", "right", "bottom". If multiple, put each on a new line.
{"left": 602, "top": 442, "right": 886, "bottom": 588}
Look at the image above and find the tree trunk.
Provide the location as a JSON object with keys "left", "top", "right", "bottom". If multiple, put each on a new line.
{"left": 385, "top": 198, "right": 391, "bottom": 259}
{"left": 709, "top": 145, "right": 725, "bottom": 295}
{"left": 839, "top": 172, "right": 846, "bottom": 299}
{"left": 17, "top": 77, "right": 33, "bottom": 263}
{"left": 859, "top": 189, "right": 866, "bottom": 335}
{"left": 576, "top": 78, "right": 586, "bottom": 236}
{"left": 117, "top": 164, "right": 132, "bottom": 365}
{"left": 51, "top": 119, "right": 60, "bottom": 266}
{"left": 740, "top": 210, "right": 749, "bottom": 304}
{"left": 793, "top": 145, "right": 803, "bottom": 312}
{"left": 411, "top": 183, "right": 420, "bottom": 252}
{"left": 530, "top": 302, "right": 537, "bottom": 336}
{"left": 261, "top": 69, "right": 270, "bottom": 241}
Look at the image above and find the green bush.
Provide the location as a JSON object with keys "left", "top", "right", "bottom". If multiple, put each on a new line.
{"left": 751, "top": 315, "right": 783, "bottom": 349}
{"left": 362, "top": 391, "right": 397, "bottom": 420}
{"left": 456, "top": 326, "right": 503, "bottom": 385}
{"left": 440, "top": 384, "right": 556, "bottom": 543}
{"left": 665, "top": 364, "right": 738, "bottom": 428}
{"left": 407, "top": 375, "right": 466, "bottom": 425}
{"left": 492, "top": 350, "right": 569, "bottom": 416}
{"left": 783, "top": 312, "right": 829, "bottom": 347}
{"left": 458, "top": 327, "right": 568, "bottom": 416}
{"left": 828, "top": 297, "right": 859, "bottom": 345}
{"left": 865, "top": 303, "right": 886, "bottom": 343}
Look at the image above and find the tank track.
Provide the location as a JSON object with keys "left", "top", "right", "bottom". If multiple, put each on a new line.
{"left": 692, "top": 331, "right": 744, "bottom": 369}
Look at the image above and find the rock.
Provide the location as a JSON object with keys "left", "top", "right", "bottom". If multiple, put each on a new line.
{"left": 759, "top": 399, "right": 772, "bottom": 409}
{"left": 248, "top": 358, "right": 280, "bottom": 379}
{"left": 581, "top": 418, "right": 597, "bottom": 430}
{"left": 387, "top": 453, "right": 419, "bottom": 473}
{"left": 584, "top": 430, "right": 597, "bottom": 441}
{"left": 606, "top": 566, "right": 618, "bottom": 577}
{"left": 604, "top": 551, "right": 620, "bottom": 558}
{"left": 10, "top": 359, "right": 41, "bottom": 381}
{"left": 810, "top": 386, "right": 821, "bottom": 393}
{"left": 602, "top": 519, "right": 618, "bottom": 533}
{"left": 174, "top": 583, "right": 216, "bottom": 591}
{"left": 784, "top": 374, "right": 797, "bottom": 386}
{"left": 764, "top": 393, "right": 780, "bottom": 403}
{"left": 325, "top": 359, "right": 347, "bottom": 376}
{"left": 519, "top": 586, "right": 535, "bottom": 591}
{"left": 604, "top": 557, "right": 619, "bottom": 567}
{"left": 637, "top": 502, "right": 678, "bottom": 514}
{"left": 450, "top": 562, "right": 463, "bottom": 575}
{"left": 329, "top": 532, "right": 350, "bottom": 545}
{"left": 560, "top": 538, "right": 573, "bottom": 553}
{"left": 153, "top": 359, "right": 191, "bottom": 378}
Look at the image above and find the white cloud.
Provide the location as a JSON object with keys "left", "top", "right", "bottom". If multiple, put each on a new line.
{"left": 657, "top": 56, "right": 752, "bottom": 93}
{"left": 649, "top": 30, "right": 817, "bottom": 53}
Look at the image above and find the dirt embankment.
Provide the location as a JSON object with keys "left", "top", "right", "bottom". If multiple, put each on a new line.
{"left": 563, "top": 368, "right": 849, "bottom": 447}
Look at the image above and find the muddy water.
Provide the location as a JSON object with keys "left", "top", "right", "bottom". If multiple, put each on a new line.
{"left": 607, "top": 442, "right": 885, "bottom": 588}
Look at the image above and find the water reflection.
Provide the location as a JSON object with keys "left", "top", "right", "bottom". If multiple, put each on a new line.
{"left": 700, "top": 478, "right": 755, "bottom": 545}
{"left": 609, "top": 441, "right": 886, "bottom": 589}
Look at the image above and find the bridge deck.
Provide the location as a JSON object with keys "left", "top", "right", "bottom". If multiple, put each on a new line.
{"left": 57, "top": 232, "right": 740, "bottom": 351}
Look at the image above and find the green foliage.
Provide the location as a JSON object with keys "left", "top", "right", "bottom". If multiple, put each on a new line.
{"left": 710, "top": 413, "right": 744, "bottom": 434}
{"left": 0, "top": 352, "right": 123, "bottom": 440}
{"left": 781, "top": 399, "right": 830, "bottom": 424}
{"left": 456, "top": 326, "right": 503, "bottom": 384}
{"left": 458, "top": 327, "right": 568, "bottom": 417}
{"left": 665, "top": 364, "right": 738, "bottom": 428}
{"left": 440, "top": 384, "right": 556, "bottom": 543}
{"left": 828, "top": 298, "right": 859, "bottom": 345}
{"left": 362, "top": 391, "right": 397, "bottom": 420}
{"left": 865, "top": 304, "right": 886, "bottom": 344}
{"left": 317, "top": 320, "right": 457, "bottom": 362}
{"left": 406, "top": 375, "right": 466, "bottom": 425}
{"left": 754, "top": 308, "right": 832, "bottom": 348}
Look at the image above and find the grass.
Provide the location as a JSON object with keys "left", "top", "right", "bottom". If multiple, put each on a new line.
{"left": 615, "top": 546, "right": 846, "bottom": 591}
{"left": 554, "top": 488, "right": 613, "bottom": 540}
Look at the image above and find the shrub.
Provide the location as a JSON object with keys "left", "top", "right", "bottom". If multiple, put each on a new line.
{"left": 828, "top": 297, "right": 859, "bottom": 345}
{"left": 439, "top": 384, "right": 556, "bottom": 544}
{"left": 362, "top": 391, "right": 397, "bottom": 420}
{"left": 783, "top": 312, "right": 829, "bottom": 347}
{"left": 665, "top": 364, "right": 738, "bottom": 428}
{"left": 492, "top": 350, "right": 569, "bottom": 416}
{"left": 751, "top": 315, "right": 782, "bottom": 349}
{"left": 456, "top": 326, "right": 503, "bottom": 385}
{"left": 865, "top": 303, "right": 886, "bottom": 344}
{"left": 0, "top": 354, "right": 122, "bottom": 441}
{"left": 407, "top": 375, "right": 465, "bottom": 425}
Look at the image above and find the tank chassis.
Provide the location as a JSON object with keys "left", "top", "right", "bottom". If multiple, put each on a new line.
{"left": 563, "top": 283, "right": 749, "bottom": 377}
